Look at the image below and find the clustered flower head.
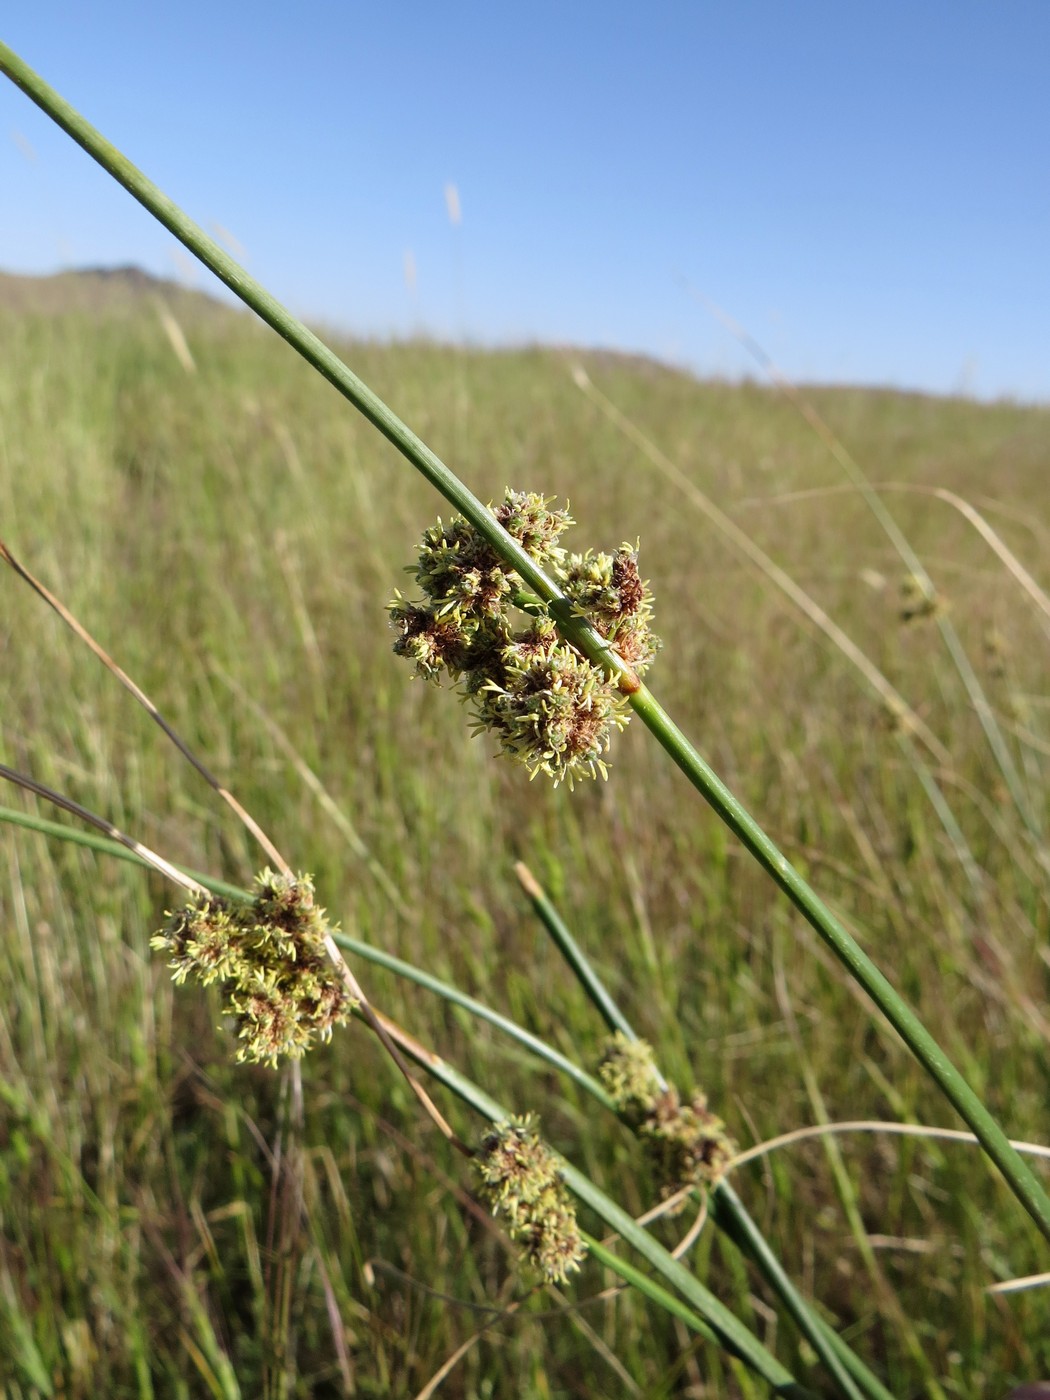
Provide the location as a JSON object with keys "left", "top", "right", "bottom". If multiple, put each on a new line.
{"left": 561, "top": 544, "right": 659, "bottom": 672}
{"left": 389, "top": 490, "right": 659, "bottom": 786}
{"left": 899, "top": 572, "right": 943, "bottom": 623}
{"left": 598, "top": 1033, "right": 736, "bottom": 1206}
{"left": 474, "top": 1113, "right": 586, "bottom": 1284}
{"left": 151, "top": 870, "right": 356, "bottom": 1066}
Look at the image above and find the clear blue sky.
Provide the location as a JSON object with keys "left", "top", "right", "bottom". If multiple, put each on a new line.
{"left": 2, "top": 5, "right": 1048, "bottom": 400}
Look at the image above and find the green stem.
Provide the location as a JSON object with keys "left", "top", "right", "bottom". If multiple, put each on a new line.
{"left": 627, "top": 686, "right": 1050, "bottom": 1240}
{"left": 0, "top": 805, "right": 807, "bottom": 1390}
{"left": 579, "top": 1234, "right": 818, "bottom": 1399}
{"left": 380, "top": 1031, "right": 811, "bottom": 1394}
{"left": 518, "top": 864, "right": 881, "bottom": 1399}
{"left": 3, "top": 39, "right": 1049, "bottom": 1244}
{"left": 514, "top": 862, "right": 640, "bottom": 1048}
{"left": 709, "top": 1185, "right": 893, "bottom": 1400}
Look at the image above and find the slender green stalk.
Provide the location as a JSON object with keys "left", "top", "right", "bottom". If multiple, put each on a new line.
{"left": 709, "top": 1185, "right": 893, "bottom": 1400}
{"left": 684, "top": 286, "right": 1042, "bottom": 845}
{"left": 514, "top": 862, "right": 641, "bottom": 1049}
{"left": 377, "top": 1026, "right": 812, "bottom": 1395}
{"left": 0, "top": 806, "right": 828, "bottom": 1394}
{"left": 581, "top": 1231, "right": 722, "bottom": 1345}
{"left": 517, "top": 863, "right": 880, "bottom": 1400}
{"left": 3, "top": 41, "right": 1049, "bottom": 1244}
{"left": 570, "top": 1230, "right": 808, "bottom": 1399}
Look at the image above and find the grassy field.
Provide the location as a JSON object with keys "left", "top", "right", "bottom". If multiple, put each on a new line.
{"left": 1, "top": 275, "right": 1049, "bottom": 1396}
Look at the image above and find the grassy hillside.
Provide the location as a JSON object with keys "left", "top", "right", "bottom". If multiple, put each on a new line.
{"left": 1, "top": 277, "right": 1049, "bottom": 1396}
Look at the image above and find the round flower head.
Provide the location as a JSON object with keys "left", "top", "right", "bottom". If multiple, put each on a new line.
{"left": 563, "top": 545, "right": 659, "bottom": 675}
{"left": 474, "top": 620, "right": 629, "bottom": 787}
{"left": 390, "top": 490, "right": 659, "bottom": 785}
{"left": 474, "top": 1114, "right": 586, "bottom": 1284}
{"left": 152, "top": 871, "right": 357, "bottom": 1066}
{"left": 596, "top": 1034, "right": 735, "bottom": 1205}
{"left": 492, "top": 490, "right": 574, "bottom": 567}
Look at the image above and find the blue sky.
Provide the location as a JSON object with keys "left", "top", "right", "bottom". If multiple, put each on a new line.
{"left": 2, "top": 4, "right": 1048, "bottom": 400}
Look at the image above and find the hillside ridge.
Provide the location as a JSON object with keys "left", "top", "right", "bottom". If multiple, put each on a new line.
{"left": 0, "top": 264, "right": 234, "bottom": 318}
{"left": 2, "top": 265, "right": 1041, "bottom": 409}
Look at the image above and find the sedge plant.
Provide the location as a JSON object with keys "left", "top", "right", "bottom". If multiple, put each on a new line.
{"left": 0, "top": 539, "right": 830, "bottom": 1390}
{"left": 9, "top": 798, "right": 1050, "bottom": 1385}
{"left": 1, "top": 34, "right": 1049, "bottom": 1395}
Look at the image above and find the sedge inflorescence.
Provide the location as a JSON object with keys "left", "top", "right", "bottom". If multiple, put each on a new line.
{"left": 151, "top": 870, "right": 356, "bottom": 1066}
{"left": 474, "top": 1113, "right": 586, "bottom": 1284}
{"left": 389, "top": 489, "right": 659, "bottom": 787}
{"left": 598, "top": 1033, "right": 736, "bottom": 1206}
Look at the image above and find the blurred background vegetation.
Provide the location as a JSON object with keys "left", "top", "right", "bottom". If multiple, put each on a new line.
{"left": 1, "top": 272, "right": 1048, "bottom": 1396}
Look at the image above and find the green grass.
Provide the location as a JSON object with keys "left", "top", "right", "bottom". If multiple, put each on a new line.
{"left": 1, "top": 290, "right": 1049, "bottom": 1395}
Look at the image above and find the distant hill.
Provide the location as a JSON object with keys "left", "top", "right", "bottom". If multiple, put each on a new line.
{"left": 0, "top": 265, "right": 236, "bottom": 319}
{"left": 0, "top": 265, "right": 695, "bottom": 382}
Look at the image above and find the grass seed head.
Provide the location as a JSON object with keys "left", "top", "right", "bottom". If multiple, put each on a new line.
{"left": 390, "top": 492, "right": 657, "bottom": 785}
{"left": 563, "top": 544, "right": 660, "bottom": 674}
{"left": 597, "top": 1034, "right": 735, "bottom": 1204}
{"left": 639, "top": 1088, "right": 736, "bottom": 1204}
{"left": 474, "top": 1114, "right": 585, "bottom": 1284}
{"left": 492, "top": 489, "right": 574, "bottom": 567}
{"left": 475, "top": 629, "right": 628, "bottom": 787}
{"left": 899, "top": 572, "right": 944, "bottom": 623}
{"left": 389, "top": 593, "right": 474, "bottom": 681}
{"left": 597, "top": 1032, "right": 663, "bottom": 1119}
{"left": 152, "top": 871, "right": 357, "bottom": 1066}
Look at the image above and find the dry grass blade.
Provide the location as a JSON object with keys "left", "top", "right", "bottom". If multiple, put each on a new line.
{"left": 986, "top": 1272, "right": 1050, "bottom": 1296}
{"left": 746, "top": 480, "right": 1050, "bottom": 632}
{"left": 0, "top": 760, "right": 203, "bottom": 894}
{"left": 569, "top": 365, "right": 950, "bottom": 768}
{"left": 0, "top": 538, "right": 467, "bottom": 1155}
{"left": 728, "top": 1119, "right": 1050, "bottom": 1172}
{"left": 0, "top": 536, "right": 288, "bottom": 872}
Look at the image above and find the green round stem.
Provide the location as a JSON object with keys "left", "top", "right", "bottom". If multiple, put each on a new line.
{"left": 628, "top": 685, "right": 1050, "bottom": 1241}
{"left": 710, "top": 1184, "right": 892, "bottom": 1400}
{"left": 518, "top": 864, "right": 880, "bottom": 1398}
{"left": 514, "top": 862, "right": 641, "bottom": 1049}
{"left": 579, "top": 1233, "right": 816, "bottom": 1398}
{"left": 378, "top": 1030, "right": 808, "bottom": 1393}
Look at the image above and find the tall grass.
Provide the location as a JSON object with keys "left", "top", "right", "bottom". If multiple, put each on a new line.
{"left": 2, "top": 40, "right": 1050, "bottom": 1398}
{"left": 3, "top": 296, "right": 1049, "bottom": 1393}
